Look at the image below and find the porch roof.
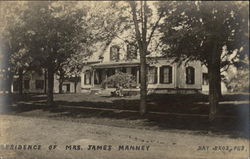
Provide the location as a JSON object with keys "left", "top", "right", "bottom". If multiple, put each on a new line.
{"left": 91, "top": 61, "right": 140, "bottom": 68}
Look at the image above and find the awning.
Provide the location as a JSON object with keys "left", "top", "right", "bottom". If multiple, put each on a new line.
{"left": 91, "top": 61, "right": 140, "bottom": 68}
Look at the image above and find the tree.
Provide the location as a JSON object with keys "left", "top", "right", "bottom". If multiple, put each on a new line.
{"left": 89, "top": 1, "right": 164, "bottom": 115}
{"left": 18, "top": 1, "right": 90, "bottom": 105}
{"left": 158, "top": 1, "right": 249, "bottom": 120}
{"left": 0, "top": 1, "right": 28, "bottom": 94}
{"left": 129, "top": 1, "right": 164, "bottom": 115}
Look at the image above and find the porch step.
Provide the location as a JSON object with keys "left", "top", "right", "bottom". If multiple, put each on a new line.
{"left": 90, "top": 88, "right": 140, "bottom": 96}
{"left": 90, "top": 89, "right": 114, "bottom": 96}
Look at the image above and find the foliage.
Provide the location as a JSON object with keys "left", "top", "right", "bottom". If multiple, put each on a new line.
{"left": 158, "top": 1, "right": 248, "bottom": 66}
{"left": 158, "top": 1, "right": 249, "bottom": 120}
{"left": 101, "top": 72, "right": 137, "bottom": 89}
{"left": 19, "top": 2, "right": 87, "bottom": 70}
{"left": 224, "top": 56, "right": 249, "bottom": 92}
{"left": 0, "top": 2, "right": 30, "bottom": 74}
{"left": 226, "top": 70, "right": 249, "bottom": 92}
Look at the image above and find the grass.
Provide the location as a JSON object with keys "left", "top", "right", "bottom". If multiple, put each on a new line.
{"left": 2, "top": 92, "right": 250, "bottom": 139}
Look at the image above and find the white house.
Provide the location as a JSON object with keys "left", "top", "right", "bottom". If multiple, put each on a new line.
{"left": 80, "top": 37, "right": 204, "bottom": 95}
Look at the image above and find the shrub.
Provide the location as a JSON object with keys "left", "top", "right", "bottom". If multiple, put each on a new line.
{"left": 101, "top": 72, "right": 137, "bottom": 89}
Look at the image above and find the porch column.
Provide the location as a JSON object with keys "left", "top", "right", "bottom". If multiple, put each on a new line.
{"left": 136, "top": 67, "right": 140, "bottom": 85}
{"left": 92, "top": 69, "right": 95, "bottom": 87}
{"left": 115, "top": 68, "right": 119, "bottom": 73}
{"left": 105, "top": 69, "right": 108, "bottom": 79}
{"left": 105, "top": 69, "right": 108, "bottom": 89}
{"left": 157, "top": 66, "right": 160, "bottom": 84}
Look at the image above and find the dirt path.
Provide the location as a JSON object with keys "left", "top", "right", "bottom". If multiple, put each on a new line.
{"left": 0, "top": 115, "right": 249, "bottom": 159}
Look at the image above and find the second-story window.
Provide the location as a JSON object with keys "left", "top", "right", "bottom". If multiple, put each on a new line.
{"left": 127, "top": 44, "right": 137, "bottom": 60}
{"left": 110, "top": 45, "right": 120, "bottom": 61}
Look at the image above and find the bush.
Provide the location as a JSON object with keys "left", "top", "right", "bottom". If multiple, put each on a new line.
{"left": 101, "top": 72, "right": 137, "bottom": 89}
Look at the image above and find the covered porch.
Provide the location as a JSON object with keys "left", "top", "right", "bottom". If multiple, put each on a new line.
{"left": 90, "top": 61, "right": 141, "bottom": 89}
{"left": 81, "top": 60, "right": 177, "bottom": 94}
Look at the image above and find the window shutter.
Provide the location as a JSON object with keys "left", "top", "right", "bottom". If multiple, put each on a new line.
{"left": 169, "top": 67, "right": 172, "bottom": 83}
{"left": 160, "top": 67, "right": 163, "bottom": 83}
{"left": 84, "top": 74, "right": 86, "bottom": 85}
{"left": 191, "top": 68, "right": 195, "bottom": 84}
{"left": 186, "top": 68, "right": 189, "bottom": 84}
{"left": 154, "top": 67, "right": 157, "bottom": 84}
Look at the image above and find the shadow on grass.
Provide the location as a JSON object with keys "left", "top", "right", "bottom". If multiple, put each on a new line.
{"left": 3, "top": 93, "right": 250, "bottom": 139}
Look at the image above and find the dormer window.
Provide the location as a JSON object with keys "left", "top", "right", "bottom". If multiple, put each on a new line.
{"left": 110, "top": 45, "right": 120, "bottom": 61}
{"left": 127, "top": 43, "right": 137, "bottom": 60}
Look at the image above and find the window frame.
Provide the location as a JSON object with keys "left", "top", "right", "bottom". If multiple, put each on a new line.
{"left": 94, "top": 69, "right": 102, "bottom": 85}
{"left": 110, "top": 45, "right": 120, "bottom": 62}
{"left": 186, "top": 66, "right": 195, "bottom": 84}
{"left": 147, "top": 66, "right": 157, "bottom": 84}
{"left": 35, "top": 80, "right": 44, "bottom": 90}
{"left": 84, "top": 71, "right": 92, "bottom": 85}
{"left": 127, "top": 43, "right": 138, "bottom": 60}
{"left": 202, "top": 73, "right": 208, "bottom": 85}
{"left": 13, "top": 80, "right": 19, "bottom": 91}
{"left": 160, "top": 65, "right": 173, "bottom": 84}
{"left": 24, "top": 79, "right": 30, "bottom": 90}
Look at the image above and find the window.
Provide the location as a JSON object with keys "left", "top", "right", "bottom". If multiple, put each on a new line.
{"left": 127, "top": 44, "right": 137, "bottom": 60}
{"left": 202, "top": 73, "right": 208, "bottom": 85}
{"left": 24, "top": 80, "right": 30, "bottom": 89}
{"left": 63, "top": 84, "right": 70, "bottom": 92}
{"left": 118, "top": 67, "right": 126, "bottom": 73}
{"left": 94, "top": 69, "right": 102, "bottom": 84}
{"left": 107, "top": 68, "right": 115, "bottom": 77}
{"left": 110, "top": 45, "right": 120, "bottom": 61}
{"left": 131, "top": 67, "right": 138, "bottom": 83}
{"left": 84, "top": 71, "right": 91, "bottom": 85}
{"left": 35, "top": 80, "right": 44, "bottom": 89}
{"left": 13, "top": 81, "right": 18, "bottom": 91}
{"left": 148, "top": 66, "right": 157, "bottom": 84}
{"left": 160, "top": 66, "right": 172, "bottom": 84}
{"left": 186, "top": 67, "right": 195, "bottom": 84}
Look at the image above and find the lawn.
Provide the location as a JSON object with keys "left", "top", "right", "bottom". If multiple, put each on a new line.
{"left": 2, "top": 92, "right": 249, "bottom": 139}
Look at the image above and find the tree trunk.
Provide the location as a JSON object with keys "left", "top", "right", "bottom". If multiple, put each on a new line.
{"left": 208, "top": 41, "right": 221, "bottom": 121}
{"left": 18, "top": 68, "right": 23, "bottom": 95}
{"left": 216, "top": 68, "right": 222, "bottom": 99}
{"left": 74, "top": 79, "right": 77, "bottom": 94}
{"left": 129, "top": 1, "right": 148, "bottom": 116}
{"left": 7, "top": 73, "right": 13, "bottom": 94}
{"left": 47, "top": 66, "right": 54, "bottom": 106}
{"left": 208, "top": 64, "right": 219, "bottom": 121}
{"left": 44, "top": 69, "right": 47, "bottom": 94}
{"left": 59, "top": 81, "right": 63, "bottom": 94}
{"left": 139, "top": 48, "right": 147, "bottom": 115}
{"left": 58, "top": 74, "right": 64, "bottom": 94}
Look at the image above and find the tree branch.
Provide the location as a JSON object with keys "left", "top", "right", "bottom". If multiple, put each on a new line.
{"left": 146, "top": 10, "right": 164, "bottom": 47}
{"left": 142, "top": 1, "right": 147, "bottom": 46}
{"left": 129, "top": 1, "right": 142, "bottom": 47}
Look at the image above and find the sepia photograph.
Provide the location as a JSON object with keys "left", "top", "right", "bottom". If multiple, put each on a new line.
{"left": 0, "top": 1, "right": 249, "bottom": 159}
